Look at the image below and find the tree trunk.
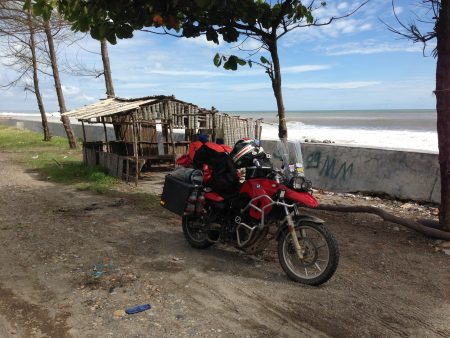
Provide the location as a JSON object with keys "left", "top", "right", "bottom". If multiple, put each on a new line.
{"left": 27, "top": 10, "right": 51, "bottom": 141}
{"left": 43, "top": 20, "right": 77, "bottom": 149}
{"left": 436, "top": 0, "right": 450, "bottom": 231}
{"left": 268, "top": 40, "right": 288, "bottom": 140}
{"left": 100, "top": 38, "right": 115, "bottom": 98}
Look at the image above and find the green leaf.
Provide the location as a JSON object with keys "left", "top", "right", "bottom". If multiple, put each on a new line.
{"left": 32, "top": 4, "right": 42, "bottom": 17}
{"left": 195, "top": 0, "right": 211, "bottom": 8}
{"left": 42, "top": 8, "right": 52, "bottom": 21}
{"left": 206, "top": 29, "right": 219, "bottom": 44}
{"left": 213, "top": 53, "right": 222, "bottom": 67}
{"left": 90, "top": 25, "right": 101, "bottom": 40}
{"left": 260, "top": 56, "right": 271, "bottom": 65}
{"left": 23, "top": 0, "right": 31, "bottom": 10}
{"left": 223, "top": 56, "right": 238, "bottom": 70}
{"left": 236, "top": 57, "right": 246, "bottom": 66}
{"left": 219, "top": 26, "right": 239, "bottom": 43}
{"left": 105, "top": 30, "right": 117, "bottom": 45}
{"left": 78, "top": 15, "right": 90, "bottom": 31}
{"left": 116, "top": 24, "right": 134, "bottom": 39}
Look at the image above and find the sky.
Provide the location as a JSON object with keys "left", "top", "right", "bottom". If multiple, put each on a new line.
{"left": 0, "top": 0, "right": 438, "bottom": 113}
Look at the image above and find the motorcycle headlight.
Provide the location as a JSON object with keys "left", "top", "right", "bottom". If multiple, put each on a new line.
{"left": 292, "top": 177, "right": 312, "bottom": 191}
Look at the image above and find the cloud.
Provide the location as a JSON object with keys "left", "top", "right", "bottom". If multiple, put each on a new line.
{"left": 117, "top": 82, "right": 160, "bottom": 89}
{"left": 394, "top": 6, "right": 403, "bottom": 15}
{"left": 322, "top": 41, "right": 424, "bottom": 56}
{"left": 0, "top": 88, "right": 17, "bottom": 98}
{"left": 337, "top": 2, "right": 349, "bottom": 11}
{"left": 61, "top": 85, "right": 81, "bottom": 95}
{"left": 327, "top": 18, "right": 373, "bottom": 36}
{"left": 284, "top": 81, "right": 381, "bottom": 90}
{"left": 282, "top": 65, "right": 331, "bottom": 73}
{"left": 174, "top": 82, "right": 218, "bottom": 89}
{"left": 282, "top": 1, "right": 378, "bottom": 46}
{"left": 145, "top": 51, "right": 171, "bottom": 64}
{"left": 229, "top": 81, "right": 381, "bottom": 91}
{"left": 283, "top": 17, "right": 374, "bottom": 46}
{"left": 78, "top": 94, "right": 96, "bottom": 101}
{"left": 142, "top": 65, "right": 268, "bottom": 78}
{"left": 229, "top": 83, "right": 270, "bottom": 91}
{"left": 238, "top": 38, "right": 264, "bottom": 51}
{"left": 144, "top": 68, "right": 230, "bottom": 77}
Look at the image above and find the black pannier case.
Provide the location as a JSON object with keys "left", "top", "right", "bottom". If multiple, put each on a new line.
{"left": 160, "top": 175, "right": 197, "bottom": 216}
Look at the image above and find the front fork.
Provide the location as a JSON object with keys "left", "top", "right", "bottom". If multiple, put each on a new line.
{"left": 283, "top": 205, "right": 304, "bottom": 259}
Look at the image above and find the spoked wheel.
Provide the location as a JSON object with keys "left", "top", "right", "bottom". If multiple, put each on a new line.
{"left": 182, "top": 215, "right": 214, "bottom": 249}
{"left": 277, "top": 221, "right": 339, "bottom": 285}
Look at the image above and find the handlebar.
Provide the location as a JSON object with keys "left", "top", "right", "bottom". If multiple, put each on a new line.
{"left": 252, "top": 158, "right": 261, "bottom": 168}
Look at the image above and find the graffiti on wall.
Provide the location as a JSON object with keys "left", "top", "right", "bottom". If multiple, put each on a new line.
{"left": 305, "top": 151, "right": 354, "bottom": 181}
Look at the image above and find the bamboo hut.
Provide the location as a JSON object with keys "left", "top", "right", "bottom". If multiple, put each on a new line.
{"left": 63, "top": 95, "right": 262, "bottom": 185}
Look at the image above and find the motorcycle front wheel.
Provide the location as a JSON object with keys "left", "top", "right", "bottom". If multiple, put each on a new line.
{"left": 278, "top": 221, "right": 339, "bottom": 286}
{"left": 182, "top": 215, "right": 214, "bottom": 249}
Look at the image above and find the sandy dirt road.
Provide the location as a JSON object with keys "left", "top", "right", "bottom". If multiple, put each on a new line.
{"left": 0, "top": 151, "right": 449, "bottom": 337}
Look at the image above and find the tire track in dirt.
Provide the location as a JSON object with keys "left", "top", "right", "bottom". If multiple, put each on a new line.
{"left": 166, "top": 268, "right": 331, "bottom": 337}
{"left": 0, "top": 285, "right": 71, "bottom": 338}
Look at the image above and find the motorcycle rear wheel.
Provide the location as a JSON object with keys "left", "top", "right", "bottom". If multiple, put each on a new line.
{"left": 182, "top": 215, "right": 214, "bottom": 249}
{"left": 278, "top": 221, "right": 339, "bottom": 286}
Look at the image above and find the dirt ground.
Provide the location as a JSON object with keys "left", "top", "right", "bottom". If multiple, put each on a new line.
{"left": 0, "top": 151, "right": 449, "bottom": 338}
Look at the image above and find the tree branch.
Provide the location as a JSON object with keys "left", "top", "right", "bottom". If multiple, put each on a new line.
{"left": 317, "top": 204, "right": 450, "bottom": 240}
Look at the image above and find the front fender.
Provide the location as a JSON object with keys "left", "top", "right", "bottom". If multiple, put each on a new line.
{"left": 285, "top": 189, "right": 319, "bottom": 208}
{"left": 275, "top": 215, "right": 324, "bottom": 241}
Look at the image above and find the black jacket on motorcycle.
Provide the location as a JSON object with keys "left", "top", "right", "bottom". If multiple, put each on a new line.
{"left": 193, "top": 143, "right": 239, "bottom": 197}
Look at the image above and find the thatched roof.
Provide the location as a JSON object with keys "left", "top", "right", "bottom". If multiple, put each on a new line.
{"left": 62, "top": 95, "right": 199, "bottom": 122}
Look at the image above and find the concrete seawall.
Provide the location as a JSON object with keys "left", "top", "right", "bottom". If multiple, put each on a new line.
{"left": 261, "top": 140, "right": 439, "bottom": 203}
{"left": 0, "top": 117, "right": 117, "bottom": 142}
{"left": 1, "top": 118, "right": 440, "bottom": 203}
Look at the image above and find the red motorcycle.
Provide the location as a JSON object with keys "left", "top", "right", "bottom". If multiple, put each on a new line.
{"left": 162, "top": 139, "right": 339, "bottom": 285}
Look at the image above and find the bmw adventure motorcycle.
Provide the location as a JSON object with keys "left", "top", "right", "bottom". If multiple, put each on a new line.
{"left": 161, "top": 140, "right": 339, "bottom": 286}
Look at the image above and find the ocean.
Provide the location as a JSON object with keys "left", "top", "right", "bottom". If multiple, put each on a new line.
{"left": 229, "top": 109, "right": 438, "bottom": 152}
{"left": 1, "top": 109, "right": 438, "bottom": 152}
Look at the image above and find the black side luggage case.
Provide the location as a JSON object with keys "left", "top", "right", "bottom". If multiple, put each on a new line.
{"left": 160, "top": 175, "right": 198, "bottom": 216}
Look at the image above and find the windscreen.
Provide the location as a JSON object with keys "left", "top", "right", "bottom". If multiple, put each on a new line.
{"left": 275, "top": 139, "right": 305, "bottom": 180}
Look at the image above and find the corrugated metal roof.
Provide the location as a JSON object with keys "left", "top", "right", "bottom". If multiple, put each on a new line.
{"left": 62, "top": 97, "right": 158, "bottom": 121}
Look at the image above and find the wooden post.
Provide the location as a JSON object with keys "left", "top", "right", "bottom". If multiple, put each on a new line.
{"left": 81, "top": 121, "right": 87, "bottom": 144}
{"left": 168, "top": 120, "right": 177, "bottom": 165}
{"left": 131, "top": 114, "right": 139, "bottom": 186}
{"left": 102, "top": 117, "right": 108, "bottom": 151}
{"left": 162, "top": 122, "right": 169, "bottom": 154}
{"left": 81, "top": 120, "right": 87, "bottom": 165}
{"left": 211, "top": 107, "right": 216, "bottom": 142}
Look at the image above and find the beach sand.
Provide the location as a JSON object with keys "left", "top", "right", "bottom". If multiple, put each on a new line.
{"left": 0, "top": 150, "right": 449, "bottom": 337}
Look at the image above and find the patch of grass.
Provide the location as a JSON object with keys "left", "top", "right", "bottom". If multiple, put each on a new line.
{"left": 0, "top": 126, "right": 167, "bottom": 207}
{"left": 0, "top": 125, "right": 70, "bottom": 151}
{"left": 0, "top": 125, "right": 118, "bottom": 193}
{"left": 42, "top": 163, "right": 119, "bottom": 194}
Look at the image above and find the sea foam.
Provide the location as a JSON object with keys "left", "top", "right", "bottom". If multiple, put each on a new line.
{"left": 261, "top": 121, "right": 438, "bottom": 152}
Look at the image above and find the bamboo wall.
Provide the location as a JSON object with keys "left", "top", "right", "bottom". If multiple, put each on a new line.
{"left": 133, "top": 100, "right": 262, "bottom": 145}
